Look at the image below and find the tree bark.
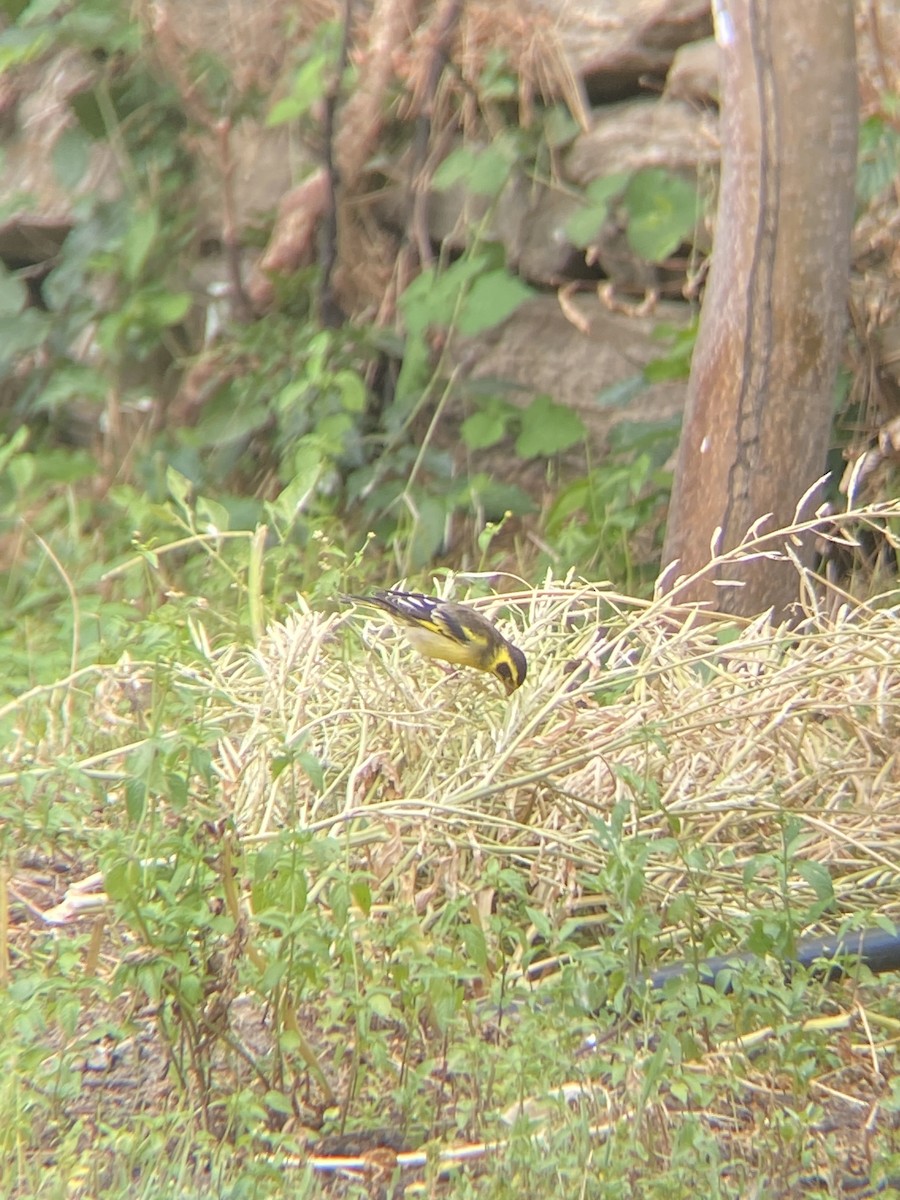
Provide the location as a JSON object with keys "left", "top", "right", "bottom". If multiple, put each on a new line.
{"left": 661, "top": 0, "right": 858, "bottom": 618}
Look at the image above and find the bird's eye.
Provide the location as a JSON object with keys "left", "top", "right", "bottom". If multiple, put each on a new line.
{"left": 496, "top": 662, "right": 512, "bottom": 680}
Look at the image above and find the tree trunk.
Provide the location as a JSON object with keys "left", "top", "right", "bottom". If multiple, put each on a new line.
{"left": 661, "top": 0, "right": 858, "bottom": 618}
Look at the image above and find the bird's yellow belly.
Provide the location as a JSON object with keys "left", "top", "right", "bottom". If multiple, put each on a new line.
{"left": 404, "top": 624, "right": 476, "bottom": 667}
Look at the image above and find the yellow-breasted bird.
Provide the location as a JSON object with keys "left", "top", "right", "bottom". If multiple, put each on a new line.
{"left": 342, "top": 589, "right": 527, "bottom": 696}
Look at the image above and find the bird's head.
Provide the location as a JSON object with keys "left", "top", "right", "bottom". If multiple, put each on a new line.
{"left": 492, "top": 642, "right": 528, "bottom": 696}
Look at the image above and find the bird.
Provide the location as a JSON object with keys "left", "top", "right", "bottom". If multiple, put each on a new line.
{"left": 341, "top": 589, "right": 527, "bottom": 696}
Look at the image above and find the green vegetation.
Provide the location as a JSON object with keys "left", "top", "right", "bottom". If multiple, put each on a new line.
{"left": 1, "top": 3, "right": 899, "bottom": 1197}
{"left": 0, "top": 0, "right": 690, "bottom": 612}
{"left": 3, "top": 562, "right": 900, "bottom": 1197}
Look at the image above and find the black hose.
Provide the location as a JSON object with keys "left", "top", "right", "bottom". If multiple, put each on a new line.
{"left": 645, "top": 925, "right": 900, "bottom": 993}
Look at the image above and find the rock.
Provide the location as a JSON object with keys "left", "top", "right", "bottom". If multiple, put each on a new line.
{"left": 446, "top": 291, "right": 689, "bottom": 486}
{"left": 566, "top": 96, "right": 719, "bottom": 184}
{"left": 0, "top": 218, "right": 70, "bottom": 267}
{"left": 515, "top": 187, "right": 596, "bottom": 284}
{"left": 523, "top": 0, "right": 713, "bottom": 101}
{"left": 404, "top": 167, "right": 588, "bottom": 286}
{"left": 562, "top": 97, "right": 717, "bottom": 286}
{"left": 385, "top": 93, "right": 719, "bottom": 292}
{"left": 0, "top": 49, "right": 119, "bottom": 266}
{"left": 149, "top": 0, "right": 311, "bottom": 240}
{"left": 664, "top": 37, "right": 720, "bottom": 106}
{"left": 192, "top": 118, "right": 311, "bottom": 240}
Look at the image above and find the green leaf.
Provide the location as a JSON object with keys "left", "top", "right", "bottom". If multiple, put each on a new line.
{"left": 624, "top": 168, "right": 699, "bottom": 262}
{"left": 432, "top": 145, "right": 480, "bottom": 192}
{"left": 515, "top": 394, "right": 585, "bottom": 458}
{"left": 457, "top": 269, "right": 532, "bottom": 336}
{"left": 196, "top": 496, "right": 230, "bottom": 533}
{"left": 267, "top": 444, "right": 322, "bottom": 523}
{"left": 297, "top": 751, "right": 325, "bottom": 792}
{"left": 393, "top": 332, "right": 430, "bottom": 410}
{"left": 33, "top": 363, "right": 108, "bottom": 412}
{"left": 254, "top": 865, "right": 307, "bottom": 917}
{"left": 408, "top": 493, "right": 448, "bottom": 568}
{"left": 467, "top": 476, "right": 535, "bottom": 518}
{"left": 565, "top": 205, "right": 605, "bottom": 248}
{"left": 60, "top": 4, "right": 129, "bottom": 48}
{"left": 644, "top": 318, "right": 697, "bottom": 381}
{"left": 266, "top": 55, "right": 327, "bottom": 125}
{"left": 273, "top": 377, "right": 309, "bottom": 412}
{"left": 103, "top": 287, "right": 192, "bottom": 346}
{"left": 644, "top": 354, "right": 691, "bottom": 383}
{"left": 0, "top": 22, "right": 51, "bottom": 71}
{"left": 104, "top": 858, "right": 141, "bottom": 902}
{"left": 264, "top": 1090, "right": 294, "bottom": 1116}
{"left": 122, "top": 209, "right": 159, "bottom": 283}
{"left": 266, "top": 24, "right": 343, "bottom": 125}
{"left": 190, "top": 396, "right": 270, "bottom": 447}
{"left": 467, "top": 134, "right": 519, "bottom": 199}
{"left": 351, "top": 878, "right": 371, "bottom": 916}
{"left": 586, "top": 173, "right": 631, "bottom": 204}
{"left": 164, "top": 771, "right": 189, "bottom": 812}
{"left": 333, "top": 368, "right": 366, "bottom": 412}
{"left": 69, "top": 88, "right": 105, "bottom": 138}
{"left": 857, "top": 115, "right": 900, "bottom": 204}
{"left": 315, "top": 410, "right": 354, "bottom": 453}
{"left": 593, "top": 375, "right": 645, "bottom": 408}
{"left": 477, "top": 49, "right": 517, "bottom": 102}
{"left": 400, "top": 255, "right": 488, "bottom": 335}
{"left": 525, "top": 906, "right": 553, "bottom": 940}
{"left": 17, "top": 446, "right": 95, "bottom": 485}
{"left": 125, "top": 778, "right": 147, "bottom": 822}
{"left": 460, "top": 399, "right": 514, "bottom": 450}
{"left": 0, "top": 266, "right": 27, "bottom": 317}
{"left": 460, "top": 924, "right": 488, "bottom": 972}
{"left": 259, "top": 957, "right": 288, "bottom": 992}
{"left": 166, "top": 466, "right": 194, "bottom": 510}
{"left": 795, "top": 860, "right": 835, "bottom": 905}
{"left": 140, "top": 287, "right": 191, "bottom": 327}
{"left": 0, "top": 309, "right": 49, "bottom": 362}
{"left": 1, "top": 0, "right": 36, "bottom": 23}
{"left": 543, "top": 104, "right": 580, "bottom": 149}
{"left": 565, "top": 172, "right": 630, "bottom": 247}
{"left": 52, "top": 126, "right": 91, "bottom": 190}
{"left": 367, "top": 991, "right": 395, "bottom": 1020}
{"left": 743, "top": 854, "right": 765, "bottom": 890}
{"left": 433, "top": 135, "right": 519, "bottom": 200}
{"left": 608, "top": 415, "right": 681, "bottom": 460}
{"left": 0, "top": 426, "right": 29, "bottom": 473}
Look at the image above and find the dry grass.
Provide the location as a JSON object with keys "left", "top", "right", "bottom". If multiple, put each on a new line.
{"left": 199, "top": 518, "right": 900, "bottom": 955}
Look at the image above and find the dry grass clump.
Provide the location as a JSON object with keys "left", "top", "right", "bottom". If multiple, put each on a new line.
{"left": 204, "top": 558, "right": 900, "bottom": 942}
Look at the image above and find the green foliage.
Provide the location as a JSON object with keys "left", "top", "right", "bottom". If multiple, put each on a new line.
{"left": 565, "top": 173, "right": 631, "bottom": 246}
{"left": 543, "top": 416, "right": 678, "bottom": 588}
{"left": 0, "top": 0, "right": 672, "bottom": 588}
{"left": 432, "top": 132, "right": 524, "bottom": 199}
{"left": 266, "top": 21, "right": 351, "bottom": 127}
{"left": 182, "top": 313, "right": 374, "bottom": 520}
{"left": 644, "top": 317, "right": 698, "bottom": 382}
{"left": 857, "top": 111, "right": 900, "bottom": 205}
{"left": 0, "top": 4, "right": 194, "bottom": 449}
{"left": 474, "top": 47, "right": 519, "bottom": 105}
{"left": 622, "top": 168, "right": 700, "bottom": 261}
{"left": 3, "top": 527, "right": 898, "bottom": 1196}
{"left": 566, "top": 167, "right": 701, "bottom": 263}
{"left": 460, "top": 391, "right": 586, "bottom": 459}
